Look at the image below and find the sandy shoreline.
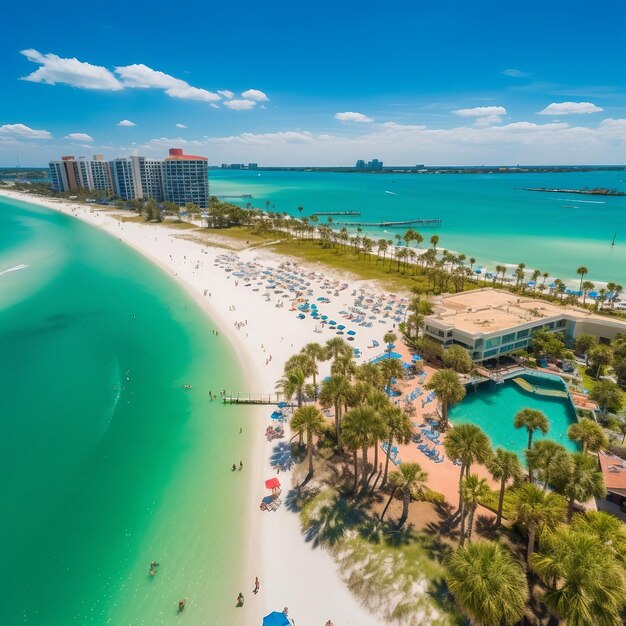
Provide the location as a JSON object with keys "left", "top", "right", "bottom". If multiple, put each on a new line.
{"left": 0, "top": 189, "right": 386, "bottom": 625}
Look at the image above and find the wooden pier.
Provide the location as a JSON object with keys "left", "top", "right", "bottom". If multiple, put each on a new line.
{"left": 222, "top": 392, "right": 294, "bottom": 406}
{"left": 312, "top": 211, "right": 361, "bottom": 216}
{"left": 332, "top": 218, "right": 441, "bottom": 228}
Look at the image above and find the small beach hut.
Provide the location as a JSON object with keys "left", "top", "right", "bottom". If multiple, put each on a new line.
{"left": 263, "top": 612, "right": 290, "bottom": 626}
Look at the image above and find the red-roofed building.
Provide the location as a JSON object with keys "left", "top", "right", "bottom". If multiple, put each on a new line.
{"left": 163, "top": 148, "right": 209, "bottom": 207}
{"left": 598, "top": 451, "right": 626, "bottom": 508}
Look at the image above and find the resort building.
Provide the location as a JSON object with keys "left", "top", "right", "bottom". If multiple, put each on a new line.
{"left": 598, "top": 452, "right": 626, "bottom": 510}
{"left": 355, "top": 158, "right": 384, "bottom": 170}
{"left": 423, "top": 288, "right": 626, "bottom": 363}
{"left": 162, "top": 148, "right": 209, "bottom": 208}
{"left": 50, "top": 149, "right": 208, "bottom": 206}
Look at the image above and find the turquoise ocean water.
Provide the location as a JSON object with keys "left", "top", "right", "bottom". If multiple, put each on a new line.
{"left": 0, "top": 197, "right": 249, "bottom": 625}
{"left": 210, "top": 169, "right": 626, "bottom": 285}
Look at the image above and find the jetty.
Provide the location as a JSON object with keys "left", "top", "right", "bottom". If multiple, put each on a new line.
{"left": 217, "top": 194, "right": 253, "bottom": 199}
{"left": 222, "top": 392, "right": 294, "bottom": 405}
{"left": 312, "top": 211, "right": 361, "bottom": 216}
{"left": 523, "top": 187, "right": 625, "bottom": 196}
{"left": 332, "top": 218, "right": 441, "bottom": 228}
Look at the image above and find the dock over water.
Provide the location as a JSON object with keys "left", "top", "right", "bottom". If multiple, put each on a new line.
{"left": 332, "top": 218, "right": 442, "bottom": 228}
{"left": 222, "top": 392, "right": 294, "bottom": 405}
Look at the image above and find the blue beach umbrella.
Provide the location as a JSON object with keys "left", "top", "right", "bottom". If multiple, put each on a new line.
{"left": 347, "top": 330, "right": 356, "bottom": 336}
{"left": 329, "top": 320, "right": 337, "bottom": 325}
{"left": 589, "top": 291, "right": 598, "bottom": 298}
{"left": 263, "top": 612, "right": 290, "bottom": 626}
{"left": 321, "top": 315, "right": 328, "bottom": 320}
{"left": 411, "top": 354, "right": 422, "bottom": 361}
{"left": 337, "top": 324, "right": 346, "bottom": 330}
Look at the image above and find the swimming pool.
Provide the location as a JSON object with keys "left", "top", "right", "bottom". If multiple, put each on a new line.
{"left": 449, "top": 373, "right": 580, "bottom": 459}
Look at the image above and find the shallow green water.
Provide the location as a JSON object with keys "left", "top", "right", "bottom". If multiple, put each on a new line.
{"left": 210, "top": 169, "right": 626, "bottom": 284}
{"left": 0, "top": 197, "right": 249, "bottom": 624}
{"left": 449, "top": 374, "right": 579, "bottom": 459}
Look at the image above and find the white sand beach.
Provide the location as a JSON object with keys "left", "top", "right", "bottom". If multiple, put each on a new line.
{"left": 1, "top": 189, "right": 400, "bottom": 625}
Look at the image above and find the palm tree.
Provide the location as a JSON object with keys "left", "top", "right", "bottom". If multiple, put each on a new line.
{"left": 319, "top": 375, "right": 351, "bottom": 449}
{"left": 488, "top": 448, "right": 523, "bottom": 528}
{"left": 425, "top": 369, "right": 466, "bottom": 431}
{"left": 446, "top": 541, "right": 529, "bottom": 626}
{"left": 354, "top": 362, "right": 384, "bottom": 389}
{"left": 378, "top": 357, "right": 403, "bottom": 395}
{"left": 567, "top": 417, "right": 608, "bottom": 454}
{"left": 325, "top": 337, "right": 352, "bottom": 361}
{"left": 342, "top": 405, "right": 381, "bottom": 489}
{"left": 444, "top": 424, "right": 492, "bottom": 521}
{"left": 525, "top": 440, "right": 569, "bottom": 492}
{"left": 553, "top": 452, "right": 605, "bottom": 522}
{"left": 460, "top": 474, "right": 490, "bottom": 545}
{"left": 430, "top": 234, "right": 439, "bottom": 250}
{"left": 513, "top": 408, "right": 549, "bottom": 479}
{"left": 581, "top": 280, "right": 595, "bottom": 304}
{"left": 576, "top": 265, "right": 588, "bottom": 293}
{"left": 513, "top": 483, "right": 566, "bottom": 562}
{"left": 380, "top": 405, "right": 412, "bottom": 486}
{"left": 301, "top": 342, "right": 327, "bottom": 398}
{"left": 383, "top": 331, "right": 397, "bottom": 355}
{"left": 495, "top": 264, "right": 507, "bottom": 287}
{"left": 571, "top": 510, "right": 626, "bottom": 564}
{"left": 290, "top": 405, "right": 325, "bottom": 478}
{"left": 531, "top": 525, "right": 626, "bottom": 626}
{"left": 376, "top": 239, "right": 388, "bottom": 266}
{"left": 381, "top": 462, "right": 428, "bottom": 529}
{"left": 276, "top": 367, "right": 306, "bottom": 407}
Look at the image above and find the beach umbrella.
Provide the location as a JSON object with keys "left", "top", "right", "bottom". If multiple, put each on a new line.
{"left": 411, "top": 354, "right": 422, "bottom": 361}
{"left": 387, "top": 343, "right": 396, "bottom": 350}
{"left": 321, "top": 315, "right": 328, "bottom": 320}
{"left": 329, "top": 320, "right": 337, "bottom": 325}
{"left": 263, "top": 611, "right": 290, "bottom": 626}
{"left": 337, "top": 324, "right": 346, "bottom": 330}
{"left": 403, "top": 362, "right": 412, "bottom": 369}
{"left": 347, "top": 330, "right": 356, "bottom": 336}
{"left": 589, "top": 291, "right": 598, "bottom": 298}
{"left": 277, "top": 402, "right": 288, "bottom": 408}
{"left": 265, "top": 477, "right": 281, "bottom": 490}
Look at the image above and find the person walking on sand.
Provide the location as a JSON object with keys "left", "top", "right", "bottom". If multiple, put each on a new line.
{"left": 253, "top": 576, "right": 260, "bottom": 594}
{"left": 237, "top": 592, "right": 244, "bottom": 607}
{"left": 239, "top": 461, "right": 243, "bottom": 471}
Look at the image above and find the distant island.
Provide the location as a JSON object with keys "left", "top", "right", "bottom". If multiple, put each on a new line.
{"left": 523, "top": 186, "right": 626, "bottom": 196}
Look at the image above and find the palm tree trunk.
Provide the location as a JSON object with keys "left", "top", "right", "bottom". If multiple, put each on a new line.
{"left": 361, "top": 447, "right": 369, "bottom": 489}
{"left": 397, "top": 491, "right": 410, "bottom": 529}
{"left": 527, "top": 433, "right": 533, "bottom": 480}
{"left": 527, "top": 526, "right": 536, "bottom": 562}
{"left": 467, "top": 505, "right": 476, "bottom": 542}
{"left": 496, "top": 478, "right": 506, "bottom": 528}
{"left": 382, "top": 437, "right": 392, "bottom": 486}
{"left": 335, "top": 403, "right": 342, "bottom": 450}
{"left": 373, "top": 440, "right": 379, "bottom": 473}
{"left": 380, "top": 485, "right": 397, "bottom": 521}
{"left": 353, "top": 451, "right": 358, "bottom": 492}
{"left": 307, "top": 431, "right": 313, "bottom": 477}
{"left": 459, "top": 499, "right": 467, "bottom": 546}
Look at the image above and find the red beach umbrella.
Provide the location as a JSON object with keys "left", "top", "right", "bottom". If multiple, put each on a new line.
{"left": 265, "top": 478, "right": 281, "bottom": 490}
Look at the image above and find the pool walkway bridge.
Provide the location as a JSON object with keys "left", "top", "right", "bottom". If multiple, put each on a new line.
{"left": 222, "top": 392, "right": 295, "bottom": 406}
{"left": 511, "top": 377, "right": 569, "bottom": 398}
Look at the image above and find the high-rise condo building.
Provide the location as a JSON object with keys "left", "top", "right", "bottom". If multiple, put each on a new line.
{"left": 49, "top": 155, "right": 113, "bottom": 194}
{"left": 49, "top": 148, "right": 209, "bottom": 207}
{"left": 163, "top": 148, "right": 209, "bottom": 208}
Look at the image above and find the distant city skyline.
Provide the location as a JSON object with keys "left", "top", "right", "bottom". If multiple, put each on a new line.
{"left": 1, "top": 1, "right": 625, "bottom": 166}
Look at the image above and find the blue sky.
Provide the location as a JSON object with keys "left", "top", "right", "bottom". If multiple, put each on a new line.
{"left": 1, "top": 0, "right": 625, "bottom": 166}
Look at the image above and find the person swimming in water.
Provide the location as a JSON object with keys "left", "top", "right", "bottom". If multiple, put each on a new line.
{"left": 178, "top": 599, "right": 186, "bottom": 612}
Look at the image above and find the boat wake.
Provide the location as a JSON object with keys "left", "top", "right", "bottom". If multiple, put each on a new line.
{"left": 0, "top": 263, "right": 28, "bottom": 276}
{"left": 576, "top": 200, "right": 606, "bottom": 204}
{"left": 384, "top": 190, "right": 397, "bottom": 195}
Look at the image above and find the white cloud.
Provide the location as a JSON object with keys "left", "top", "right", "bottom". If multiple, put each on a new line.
{"left": 453, "top": 106, "right": 507, "bottom": 126}
{"left": 175, "top": 123, "right": 187, "bottom": 129}
{"left": 502, "top": 69, "right": 530, "bottom": 78}
{"left": 117, "top": 119, "right": 136, "bottom": 127}
{"left": 20, "top": 49, "right": 123, "bottom": 90}
{"left": 0, "top": 123, "right": 52, "bottom": 139}
{"left": 223, "top": 99, "right": 256, "bottom": 110}
{"left": 114, "top": 64, "right": 221, "bottom": 102}
{"left": 241, "top": 89, "right": 269, "bottom": 102}
{"left": 65, "top": 132, "right": 94, "bottom": 141}
{"left": 218, "top": 90, "right": 234, "bottom": 99}
{"left": 538, "top": 101, "right": 603, "bottom": 115}
{"left": 335, "top": 111, "right": 374, "bottom": 123}
{"left": 210, "top": 103, "right": 220, "bottom": 109}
